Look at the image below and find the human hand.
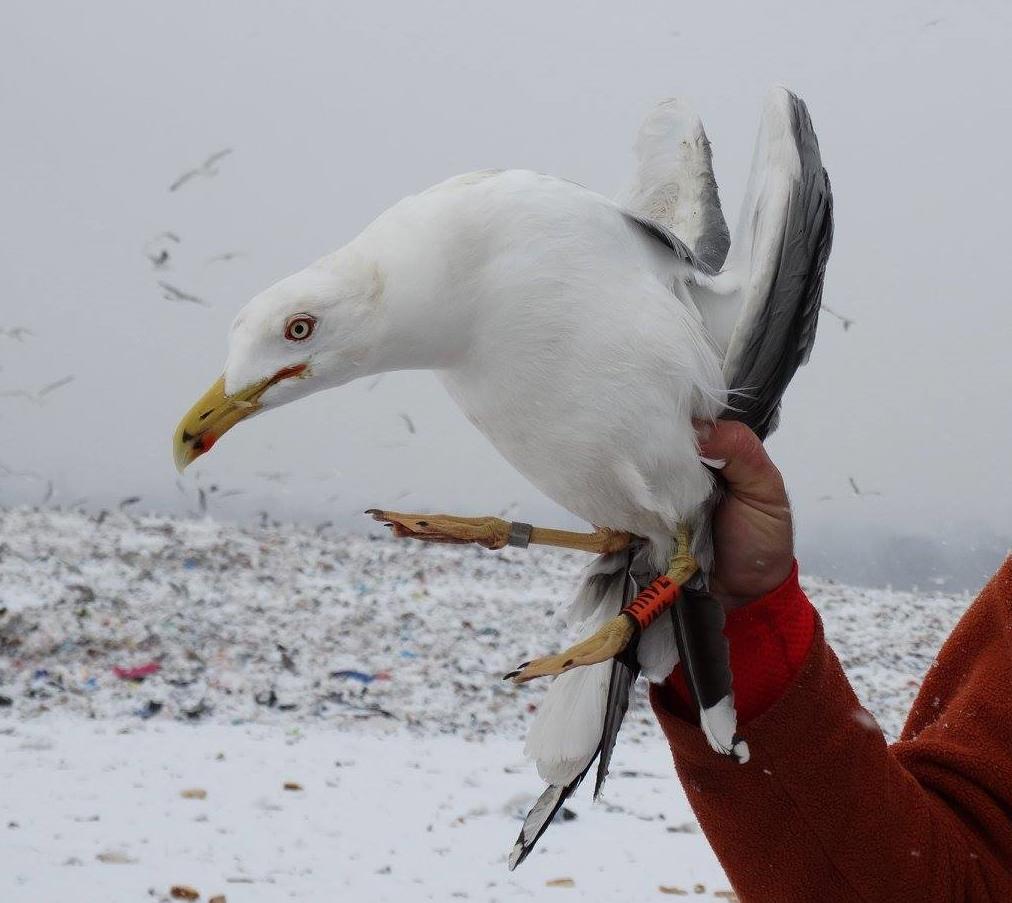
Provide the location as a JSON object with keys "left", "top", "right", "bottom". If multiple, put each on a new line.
{"left": 696, "top": 420, "right": 795, "bottom": 610}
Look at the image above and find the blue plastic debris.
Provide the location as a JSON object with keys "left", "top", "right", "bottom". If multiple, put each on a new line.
{"left": 331, "top": 670, "right": 375, "bottom": 684}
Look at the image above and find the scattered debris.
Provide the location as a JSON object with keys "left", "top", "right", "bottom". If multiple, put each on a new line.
{"left": 0, "top": 508, "right": 969, "bottom": 745}
{"left": 283, "top": 781, "right": 303, "bottom": 792}
{"left": 96, "top": 849, "right": 136, "bottom": 864}
{"left": 113, "top": 662, "right": 161, "bottom": 681}
{"left": 330, "top": 669, "right": 390, "bottom": 684}
{"left": 658, "top": 888, "right": 688, "bottom": 896}
{"left": 546, "top": 877, "right": 575, "bottom": 888}
{"left": 138, "top": 700, "right": 163, "bottom": 719}
{"left": 169, "top": 886, "right": 200, "bottom": 901}
{"left": 180, "top": 788, "right": 207, "bottom": 800}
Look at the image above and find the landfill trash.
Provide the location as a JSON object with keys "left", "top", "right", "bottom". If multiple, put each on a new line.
{"left": 96, "top": 850, "right": 136, "bottom": 864}
{"left": 209, "top": 896, "right": 227, "bottom": 903}
{"left": 113, "top": 662, "right": 160, "bottom": 680}
{"left": 0, "top": 508, "right": 968, "bottom": 745}
{"left": 658, "top": 888, "right": 688, "bottom": 896}
{"left": 330, "top": 670, "right": 380, "bottom": 684}
{"left": 137, "top": 700, "right": 163, "bottom": 719}
{"left": 283, "top": 781, "right": 303, "bottom": 791}
{"left": 180, "top": 788, "right": 207, "bottom": 800}
{"left": 170, "top": 886, "right": 200, "bottom": 901}
{"left": 546, "top": 877, "right": 575, "bottom": 888}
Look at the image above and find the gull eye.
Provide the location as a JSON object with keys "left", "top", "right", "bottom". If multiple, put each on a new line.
{"left": 284, "top": 314, "right": 316, "bottom": 342}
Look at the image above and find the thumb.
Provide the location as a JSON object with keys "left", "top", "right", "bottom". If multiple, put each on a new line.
{"left": 696, "top": 420, "right": 787, "bottom": 507}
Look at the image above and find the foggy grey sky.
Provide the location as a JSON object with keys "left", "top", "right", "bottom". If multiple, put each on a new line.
{"left": 1, "top": 0, "right": 1010, "bottom": 580}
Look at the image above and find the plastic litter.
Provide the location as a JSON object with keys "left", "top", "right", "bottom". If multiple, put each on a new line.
{"left": 113, "top": 662, "right": 160, "bottom": 681}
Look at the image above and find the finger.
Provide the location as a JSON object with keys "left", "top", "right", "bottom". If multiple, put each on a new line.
{"left": 696, "top": 420, "right": 787, "bottom": 506}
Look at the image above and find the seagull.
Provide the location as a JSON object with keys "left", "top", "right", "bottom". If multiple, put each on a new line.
{"left": 0, "top": 375, "right": 75, "bottom": 405}
{"left": 172, "top": 87, "right": 832, "bottom": 866}
{"left": 169, "top": 148, "right": 233, "bottom": 192}
{"left": 848, "top": 476, "right": 883, "bottom": 498}
{"left": 821, "top": 304, "right": 854, "bottom": 330}
{"left": 0, "top": 327, "right": 33, "bottom": 341}
{"left": 158, "top": 281, "right": 209, "bottom": 307}
{"left": 144, "top": 231, "right": 181, "bottom": 269}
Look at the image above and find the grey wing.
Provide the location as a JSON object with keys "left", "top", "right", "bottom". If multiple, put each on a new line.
{"left": 621, "top": 210, "right": 716, "bottom": 279}
{"left": 617, "top": 98, "right": 731, "bottom": 271}
{"left": 719, "top": 88, "right": 834, "bottom": 440}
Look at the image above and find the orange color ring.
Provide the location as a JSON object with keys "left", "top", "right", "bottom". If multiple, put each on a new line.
{"left": 622, "top": 574, "right": 682, "bottom": 631}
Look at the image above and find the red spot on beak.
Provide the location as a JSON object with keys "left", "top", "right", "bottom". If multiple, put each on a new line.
{"left": 271, "top": 363, "right": 308, "bottom": 384}
{"left": 195, "top": 433, "right": 217, "bottom": 454}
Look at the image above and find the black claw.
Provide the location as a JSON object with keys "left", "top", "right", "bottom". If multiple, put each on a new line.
{"left": 502, "top": 660, "right": 532, "bottom": 680}
{"left": 364, "top": 509, "right": 381, "bottom": 515}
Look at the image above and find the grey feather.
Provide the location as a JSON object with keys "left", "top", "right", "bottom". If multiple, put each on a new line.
{"left": 618, "top": 98, "right": 731, "bottom": 270}
{"left": 621, "top": 211, "right": 716, "bottom": 277}
{"left": 509, "top": 766, "right": 590, "bottom": 870}
{"left": 593, "top": 568, "right": 640, "bottom": 798}
{"left": 722, "top": 90, "right": 834, "bottom": 440}
{"left": 513, "top": 550, "right": 640, "bottom": 867}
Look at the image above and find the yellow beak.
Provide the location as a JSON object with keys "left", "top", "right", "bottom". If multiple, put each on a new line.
{"left": 172, "top": 365, "right": 308, "bottom": 472}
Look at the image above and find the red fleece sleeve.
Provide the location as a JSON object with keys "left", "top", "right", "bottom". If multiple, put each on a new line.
{"left": 660, "top": 561, "right": 814, "bottom": 724}
{"left": 650, "top": 559, "right": 1012, "bottom": 902}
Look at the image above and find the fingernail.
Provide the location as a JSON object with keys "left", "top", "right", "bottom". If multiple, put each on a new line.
{"left": 694, "top": 421, "right": 714, "bottom": 444}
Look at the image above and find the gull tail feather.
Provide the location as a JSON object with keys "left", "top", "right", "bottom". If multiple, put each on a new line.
{"left": 508, "top": 761, "right": 590, "bottom": 870}
{"left": 511, "top": 654, "right": 638, "bottom": 870}
{"left": 594, "top": 653, "right": 639, "bottom": 798}
{"left": 527, "top": 548, "right": 637, "bottom": 783}
{"left": 672, "top": 585, "right": 749, "bottom": 763}
{"left": 512, "top": 548, "right": 638, "bottom": 867}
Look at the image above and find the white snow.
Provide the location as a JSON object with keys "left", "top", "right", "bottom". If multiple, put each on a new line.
{"left": 1, "top": 719, "right": 727, "bottom": 902}
{"left": 0, "top": 508, "right": 973, "bottom": 901}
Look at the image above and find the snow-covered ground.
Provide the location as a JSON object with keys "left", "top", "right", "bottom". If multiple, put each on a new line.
{"left": 0, "top": 508, "right": 973, "bottom": 901}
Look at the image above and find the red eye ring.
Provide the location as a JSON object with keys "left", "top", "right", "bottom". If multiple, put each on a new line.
{"left": 284, "top": 314, "right": 316, "bottom": 342}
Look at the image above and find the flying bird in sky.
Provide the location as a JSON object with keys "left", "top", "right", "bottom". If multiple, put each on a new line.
{"left": 1, "top": 374, "right": 75, "bottom": 405}
{"left": 0, "top": 326, "right": 33, "bottom": 341}
{"left": 169, "top": 148, "right": 233, "bottom": 192}
{"left": 821, "top": 304, "right": 854, "bottom": 330}
{"left": 172, "top": 87, "right": 832, "bottom": 866}
{"left": 158, "top": 281, "right": 209, "bottom": 307}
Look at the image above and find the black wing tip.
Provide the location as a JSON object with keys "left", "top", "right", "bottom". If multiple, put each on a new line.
{"left": 507, "top": 839, "right": 527, "bottom": 871}
{"left": 508, "top": 781, "right": 578, "bottom": 871}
